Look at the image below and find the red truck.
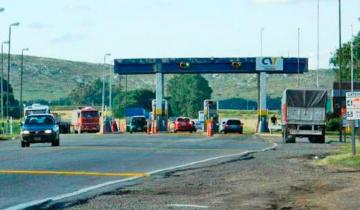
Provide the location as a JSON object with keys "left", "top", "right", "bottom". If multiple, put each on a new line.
{"left": 71, "top": 107, "right": 100, "bottom": 133}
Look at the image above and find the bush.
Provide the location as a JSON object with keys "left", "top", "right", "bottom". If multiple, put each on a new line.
{"left": 326, "top": 117, "right": 342, "bottom": 131}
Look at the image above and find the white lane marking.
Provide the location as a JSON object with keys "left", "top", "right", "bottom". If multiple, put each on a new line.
{"left": 167, "top": 204, "right": 209, "bottom": 208}
{"left": 4, "top": 143, "right": 277, "bottom": 210}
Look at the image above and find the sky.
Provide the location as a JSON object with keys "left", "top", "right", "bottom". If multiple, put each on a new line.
{"left": 0, "top": 0, "right": 359, "bottom": 69}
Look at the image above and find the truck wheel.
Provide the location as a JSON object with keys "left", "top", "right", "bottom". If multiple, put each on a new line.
{"left": 283, "top": 130, "right": 289, "bottom": 143}
{"left": 21, "top": 141, "right": 25, "bottom": 148}
{"left": 309, "top": 136, "right": 316, "bottom": 143}
{"left": 317, "top": 135, "right": 325, "bottom": 144}
{"left": 288, "top": 135, "right": 296, "bottom": 143}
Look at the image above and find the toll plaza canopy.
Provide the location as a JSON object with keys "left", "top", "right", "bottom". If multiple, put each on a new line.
{"left": 114, "top": 57, "right": 308, "bottom": 75}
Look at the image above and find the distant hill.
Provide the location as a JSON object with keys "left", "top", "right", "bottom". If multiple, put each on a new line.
{"left": 7, "top": 55, "right": 336, "bottom": 102}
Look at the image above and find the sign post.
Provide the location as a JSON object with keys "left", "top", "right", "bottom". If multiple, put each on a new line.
{"left": 346, "top": 92, "right": 360, "bottom": 156}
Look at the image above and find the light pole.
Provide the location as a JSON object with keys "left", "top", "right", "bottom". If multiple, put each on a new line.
{"left": 102, "top": 53, "right": 111, "bottom": 133}
{"left": 338, "top": 0, "right": 343, "bottom": 142}
{"left": 297, "top": 27, "right": 301, "bottom": 87}
{"left": 316, "top": 0, "right": 320, "bottom": 88}
{"left": 6, "top": 22, "right": 20, "bottom": 123}
{"left": 1, "top": 41, "right": 8, "bottom": 128}
{"left": 107, "top": 55, "right": 113, "bottom": 115}
{"left": 20, "top": 48, "right": 29, "bottom": 118}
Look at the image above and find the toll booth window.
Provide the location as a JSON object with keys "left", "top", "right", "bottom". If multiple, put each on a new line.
{"left": 208, "top": 102, "right": 217, "bottom": 110}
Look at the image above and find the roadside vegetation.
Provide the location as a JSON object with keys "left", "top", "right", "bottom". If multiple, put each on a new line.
{"left": 319, "top": 143, "right": 360, "bottom": 169}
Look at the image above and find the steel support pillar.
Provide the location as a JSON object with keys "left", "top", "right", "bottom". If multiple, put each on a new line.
{"left": 258, "top": 72, "right": 269, "bottom": 133}
{"left": 155, "top": 63, "right": 167, "bottom": 131}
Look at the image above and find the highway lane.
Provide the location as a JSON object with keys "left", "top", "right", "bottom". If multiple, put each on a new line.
{"left": 0, "top": 133, "right": 272, "bottom": 209}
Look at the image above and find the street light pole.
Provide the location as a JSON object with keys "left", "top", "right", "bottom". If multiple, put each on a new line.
{"left": 297, "top": 27, "right": 301, "bottom": 87}
{"left": 338, "top": 0, "right": 343, "bottom": 143}
{"left": 108, "top": 56, "right": 113, "bottom": 115}
{"left": 101, "top": 53, "right": 111, "bottom": 133}
{"left": 316, "top": 0, "right": 320, "bottom": 88}
{"left": 20, "top": 48, "right": 29, "bottom": 118}
{"left": 1, "top": 41, "right": 8, "bottom": 128}
{"left": 6, "top": 22, "right": 19, "bottom": 123}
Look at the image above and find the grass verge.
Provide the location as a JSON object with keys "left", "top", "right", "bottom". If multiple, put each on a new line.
{"left": 318, "top": 143, "right": 360, "bottom": 169}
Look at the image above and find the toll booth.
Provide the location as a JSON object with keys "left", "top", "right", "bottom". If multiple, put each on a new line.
{"left": 152, "top": 99, "right": 168, "bottom": 132}
{"left": 203, "top": 100, "right": 219, "bottom": 132}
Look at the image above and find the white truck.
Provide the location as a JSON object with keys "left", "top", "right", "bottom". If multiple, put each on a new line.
{"left": 281, "top": 89, "right": 328, "bottom": 144}
{"left": 23, "top": 104, "right": 50, "bottom": 116}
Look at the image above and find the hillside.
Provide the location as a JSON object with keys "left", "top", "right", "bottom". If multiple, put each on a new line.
{"left": 6, "top": 55, "right": 336, "bottom": 102}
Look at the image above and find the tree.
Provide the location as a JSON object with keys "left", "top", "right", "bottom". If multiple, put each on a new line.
{"left": 69, "top": 79, "right": 106, "bottom": 105}
{"left": 167, "top": 74, "right": 212, "bottom": 118}
{"left": 0, "top": 78, "right": 20, "bottom": 118}
{"left": 330, "top": 30, "right": 360, "bottom": 80}
{"left": 112, "top": 89, "right": 155, "bottom": 118}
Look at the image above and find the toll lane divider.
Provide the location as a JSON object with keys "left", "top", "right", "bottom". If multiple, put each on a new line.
{"left": 5, "top": 142, "right": 278, "bottom": 210}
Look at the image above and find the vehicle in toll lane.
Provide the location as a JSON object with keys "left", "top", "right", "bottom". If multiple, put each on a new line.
{"left": 127, "top": 116, "right": 147, "bottom": 133}
{"left": 20, "top": 114, "right": 60, "bottom": 147}
{"left": 174, "top": 117, "right": 194, "bottom": 133}
{"left": 219, "top": 119, "right": 243, "bottom": 134}
{"left": 71, "top": 107, "right": 100, "bottom": 133}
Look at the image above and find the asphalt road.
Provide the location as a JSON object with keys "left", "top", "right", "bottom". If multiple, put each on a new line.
{"left": 0, "top": 133, "right": 273, "bottom": 209}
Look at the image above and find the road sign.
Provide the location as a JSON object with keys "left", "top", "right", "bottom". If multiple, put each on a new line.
{"left": 256, "top": 57, "right": 283, "bottom": 71}
{"left": 346, "top": 92, "right": 360, "bottom": 120}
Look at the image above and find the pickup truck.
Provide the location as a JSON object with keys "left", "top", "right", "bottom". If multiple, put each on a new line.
{"left": 282, "top": 89, "right": 327, "bottom": 144}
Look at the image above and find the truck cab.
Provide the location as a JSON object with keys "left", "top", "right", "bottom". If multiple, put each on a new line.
{"left": 71, "top": 107, "right": 100, "bottom": 133}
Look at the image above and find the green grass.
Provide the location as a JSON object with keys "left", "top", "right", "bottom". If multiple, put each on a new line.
{"left": 319, "top": 143, "right": 360, "bottom": 169}
{"left": 0, "top": 120, "right": 21, "bottom": 140}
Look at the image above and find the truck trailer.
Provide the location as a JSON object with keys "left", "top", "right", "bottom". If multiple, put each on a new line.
{"left": 281, "top": 89, "right": 328, "bottom": 144}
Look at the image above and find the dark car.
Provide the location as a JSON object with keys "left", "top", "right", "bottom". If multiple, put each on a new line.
{"left": 21, "top": 114, "right": 60, "bottom": 147}
{"left": 220, "top": 119, "right": 243, "bottom": 134}
{"left": 127, "top": 116, "right": 147, "bottom": 133}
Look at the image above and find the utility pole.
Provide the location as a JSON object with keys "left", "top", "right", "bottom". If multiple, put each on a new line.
{"left": 101, "top": 53, "right": 111, "bottom": 134}
{"left": 1, "top": 41, "right": 8, "bottom": 128}
{"left": 297, "top": 27, "right": 300, "bottom": 87}
{"left": 316, "top": 0, "right": 320, "bottom": 88}
{"left": 6, "top": 22, "right": 20, "bottom": 132}
{"left": 351, "top": 25, "right": 356, "bottom": 156}
{"left": 338, "top": 0, "right": 343, "bottom": 142}
{"left": 20, "top": 48, "right": 29, "bottom": 118}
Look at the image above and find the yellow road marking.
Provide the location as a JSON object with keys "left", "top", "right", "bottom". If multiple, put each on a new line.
{"left": 0, "top": 170, "right": 148, "bottom": 177}
{"left": 58, "top": 146, "right": 242, "bottom": 152}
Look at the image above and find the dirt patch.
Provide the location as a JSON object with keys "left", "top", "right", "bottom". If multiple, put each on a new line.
{"left": 68, "top": 141, "right": 360, "bottom": 210}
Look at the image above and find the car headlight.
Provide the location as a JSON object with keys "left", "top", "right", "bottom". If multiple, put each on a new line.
{"left": 45, "top": 129, "right": 53, "bottom": 134}
{"left": 21, "top": 130, "right": 30, "bottom": 135}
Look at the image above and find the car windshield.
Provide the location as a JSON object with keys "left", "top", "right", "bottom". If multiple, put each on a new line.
{"left": 132, "top": 117, "right": 146, "bottom": 124}
{"left": 82, "top": 111, "right": 98, "bottom": 118}
{"left": 25, "top": 116, "right": 55, "bottom": 125}
{"left": 227, "top": 120, "right": 241, "bottom": 125}
{"left": 177, "top": 118, "right": 190, "bottom": 122}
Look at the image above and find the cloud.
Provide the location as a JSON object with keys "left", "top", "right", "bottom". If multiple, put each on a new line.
{"left": 27, "top": 22, "right": 51, "bottom": 30}
{"left": 252, "top": 0, "right": 289, "bottom": 4}
{"left": 51, "top": 33, "right": 88, "bottom": 44}
{"left": 64, "top": 0, "right": 91, "bottom": 13}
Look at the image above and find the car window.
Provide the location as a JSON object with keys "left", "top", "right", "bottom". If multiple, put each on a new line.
{"left": 227, "top": 120, "right": 241, "bottom": 125}
{"left": 82, "top": 111, "right": 98, "bottom": 118}
{"left": 25, "top": 116, "right": 55, "bottom": 125}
